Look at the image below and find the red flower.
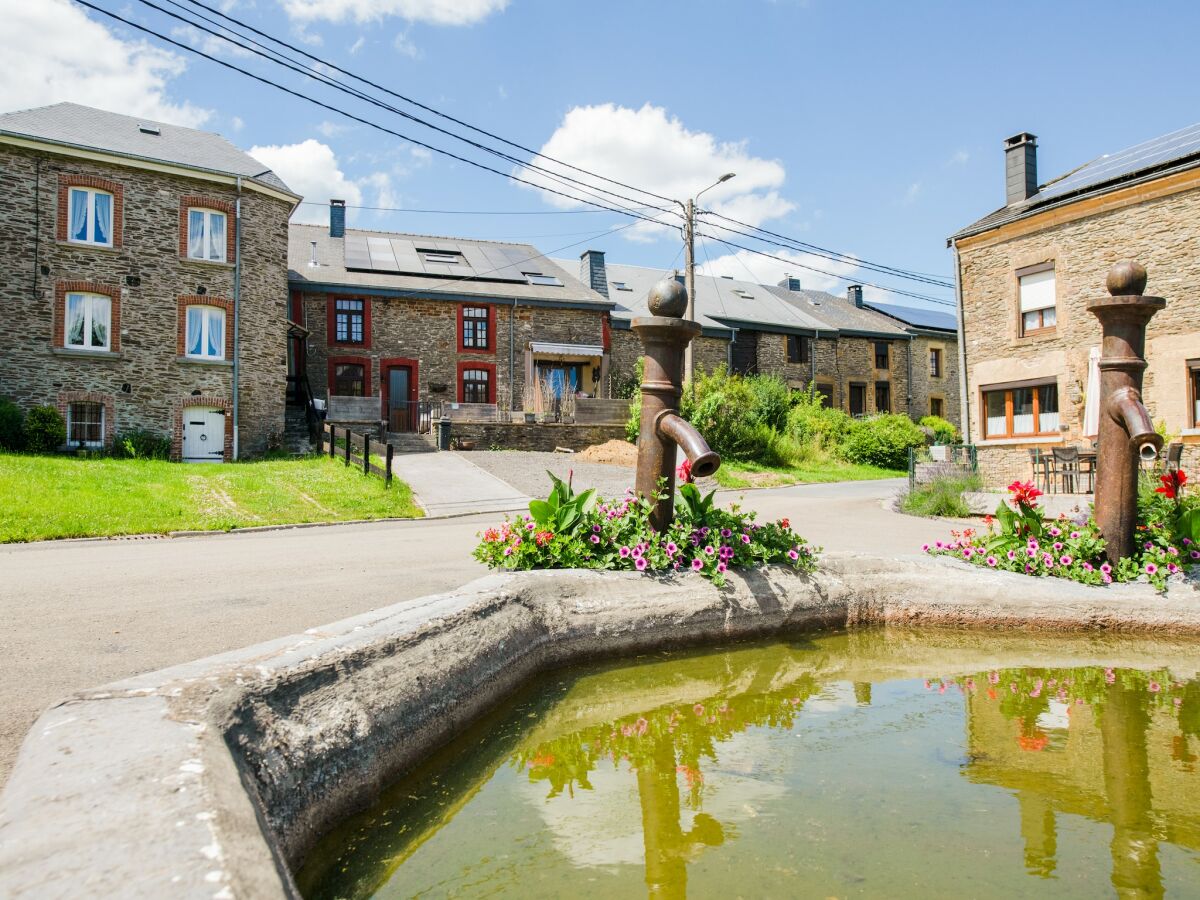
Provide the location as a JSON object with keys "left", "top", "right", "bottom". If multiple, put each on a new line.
{"left": 779, "top": 518, "right": 790, "bottom": 529}
{"left": 1007, "top": 480, "right": 1043, "bottom": 509}
{"left": 677, "top": 458, "right": 694, "bottom": 484}
{"left": 534, "top": 530, "right": 554, "bottom": 546}
{"left": 1156, "top": 470, "right": 1187, "bottom": 500}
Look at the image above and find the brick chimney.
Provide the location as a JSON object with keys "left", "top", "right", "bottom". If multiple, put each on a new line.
{"left": 579, "top": 249, "right": 609, "bottom": 298}
{"left": 778, "top": 275, "right": 802, "bottom": 292}
{"left": 1004, "top": 133, "right": 1038, "bottom": 205}
{"left": 329, "top": 198, "right": 346, "bottom": 238}
{"left": 847, "top": 284, "right": 864, "bottom": 307}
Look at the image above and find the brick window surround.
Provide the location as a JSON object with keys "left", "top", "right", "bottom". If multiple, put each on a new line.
{"left": 458, "top": 303, "right": 496, "bottom": 354}
{"left": 177, "top": 296, "right": 235, "bottom": 359}
{"left": 458, "top": 360, "right": 497, "bottom": 403}
{"left": 54, "top": 281, "right": 121, "bottom": 352}
{"left": 57, "top": 175, "right": 124, "bottom": 247}
{"left": 172, "top": 395, "right": 233, "bottom": 462}
{"left": 326, "top": 296, "right": 372, "bottom": 349}
{"left": 328, "top": 355, "right": 374, "bottom": 396}
{"left": 57, "top": 391, "right": 116, "bottom": 449}
{"left": 179, "top": 196, "right": 236, "bottom": 263}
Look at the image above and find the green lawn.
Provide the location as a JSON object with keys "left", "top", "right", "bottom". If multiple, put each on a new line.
{"left": 0, "top": 454, "right": 422, "bottom": 542}
{"left": 711, "top": 459, "right": 904, "bottom": 489}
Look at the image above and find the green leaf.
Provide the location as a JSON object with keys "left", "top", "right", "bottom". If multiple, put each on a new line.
{"left": 529, "top": 499, "right": 552, "bottom": 525}
{"left": 994, "top": 500, "right": 1016, "bottom": 536}
{"left": 1179, "top": 508, "right": 1200, "bottom": 544}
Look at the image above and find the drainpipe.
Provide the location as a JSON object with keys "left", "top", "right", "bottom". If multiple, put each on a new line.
{"left": 810, "top": 333, "right": 817, "bottom": 386}
{"left": 906, "top": 333, "right": 914, "bottom": 417}
{"left": 952, "top": 241, "right": 970, "bottom": 440}
{"left": 727, "top": 328, "right": 737, "bottom": 371}
{"left": 232, "top": 177, "right": 242, "bottom": 459}
{"left": 509, "top": 298, "right": 516, "bottom": 411}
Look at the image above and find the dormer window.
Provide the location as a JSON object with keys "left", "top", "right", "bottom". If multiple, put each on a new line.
{"left": 524, "top": 272, "right": 562, "bottom": 287}
{"left": 68, "top": 188, "right": 113, "bottom": 247}
{"left": 188, "top": 208, "right": 228, "bottom": 262}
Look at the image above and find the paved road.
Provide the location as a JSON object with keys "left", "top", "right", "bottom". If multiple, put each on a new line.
{"left": 394, "top": 451, "right": 529, "bottom": 516}
{"left": 0, "top": 476, "right": 958, "bottom": 786}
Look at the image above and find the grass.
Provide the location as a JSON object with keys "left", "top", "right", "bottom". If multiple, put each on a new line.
{"left": 900, "top": 473, "right": 983, "bottom": 518}
{"left": 0, "top": 453, "right": 422, "bottom": 542}
{"left": 712, "top": 458, "right": 904, "bottom": 489}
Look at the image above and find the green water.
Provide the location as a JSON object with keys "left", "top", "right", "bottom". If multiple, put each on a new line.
{"left": 297, "top": 630, "right": 1200, "bottom": 899}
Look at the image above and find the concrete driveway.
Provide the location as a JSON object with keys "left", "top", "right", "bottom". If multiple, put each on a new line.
{"left": 0, "top": 475, "right": 957, "bottom": 786}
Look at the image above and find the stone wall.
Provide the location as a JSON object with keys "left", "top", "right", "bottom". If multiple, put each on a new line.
{"left": 449, "top": 421, "right": 627, "bottom": 452}
{"left": 957, "top": 173, "right": 1200, "bottom": 488}
{"left": 908, "top": 334, "right": 961, "bottom": 426}
{"left": 0, "top": 144, "right": 291, "bottom": 457}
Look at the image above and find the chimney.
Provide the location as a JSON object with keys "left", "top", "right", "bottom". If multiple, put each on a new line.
{"left": 847, "top": 284, "right": 864, "bottom": 307}
{"left": 578, "top": 249, "right": 609, "bottom": 298}
{"left": 329, "top": 198, "right": 346, "bottom": 238}
{"left": 777, "top": 275, "right": 802, "bottom": 292}
{"left": 1004, "top": 133, "right": 1038, "bottom": 205}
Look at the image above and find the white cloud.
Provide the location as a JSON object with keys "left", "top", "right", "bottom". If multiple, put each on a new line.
{"left": 698, "top": 247, "right": 860, "bottom": 295}
{"left": 904, "top": 181, "right": 922, "bottom": 204}
{"left": 169, "top": 23, "right": 253, "bottom": 59}
{"left": 317, "top": 120, "right": 349, "bottom": 138}
{"left": 280, "top": 0, "right": 509, "bottom": 25}
{"left": 348, "top": 36, "right": 366, "bottom": 54}
{"left": 248, "top": 139, "right": 395, "bottom": 223}
{"left": 521, "top": 103, "right": 794, "bottom": 242}
{"left": 393, "top": 30, "right": 421, "bottom": 59}
{"left": 230, "top": 115, "right": 244, "bottom": 132}
{"left": 947, "top": 150, "right": 970, "bottom": 167}
{"left": 0, "top": 0, "right": 209, "bottom": 127}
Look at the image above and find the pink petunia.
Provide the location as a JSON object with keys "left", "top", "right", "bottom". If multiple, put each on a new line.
{"left": 635, "top": 557, "right": 648, "bottom": 571}
{"left": 691, "top": 558, "right": 704, "bottom": 571}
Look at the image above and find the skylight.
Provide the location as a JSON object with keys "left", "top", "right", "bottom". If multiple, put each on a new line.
{"left": 524, "top": 272, "right": 562, "bottom": 286}
{"left": 612, "top": 281, "right": 633, "bottom": 291}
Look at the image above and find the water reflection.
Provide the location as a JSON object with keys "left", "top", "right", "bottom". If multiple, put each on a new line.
{"left": 298, "top": 633, "right": 1200, "bottom": 899}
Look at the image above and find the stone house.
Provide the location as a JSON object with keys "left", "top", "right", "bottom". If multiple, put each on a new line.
{"left": 950, "top": 127, "right": 1200, "bottom": 488}
{"left": 860, "top": 299, "right": 961, "bottom": 425}
{"left": 0, "top": 102, "right": 298, "bottom": 460}
{"left": 289, "top": 206, "right": 612, "bottom": 432}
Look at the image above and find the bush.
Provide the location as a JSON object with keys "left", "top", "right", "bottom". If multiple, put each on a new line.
{"left": 624, "top": 357, "right": 645, "bottom": 444}
{"left": 919, "top": 415, "right": 959, "bottom": 445}
{"left": 841, "top": 414, "right": 926, "bottom": 470}
{"left": 112, "top": 428, "right": 171, "bottom": 460}
{"left": 747, "top": 374, "right": 792, "bottom": 432}
{"left": 0, "top": 398, "right": 24, "bottom": 451}
{"left": 901, "top": 473, "right": 982, "bottom": 518}
{"left": 787, "top": 389, "right": 852, "bottom": 450}
{"left": 24, "top": 405, "right": 66, "bottom": 453}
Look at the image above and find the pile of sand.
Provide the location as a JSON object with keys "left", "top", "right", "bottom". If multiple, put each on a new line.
{"left": 577, "top": 439, "right": 637, "bottom": 467}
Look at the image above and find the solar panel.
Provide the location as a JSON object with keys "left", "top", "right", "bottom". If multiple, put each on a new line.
{"left": 343, "top": 234, "right": 372, "bottom": 270}
{"left": 341, "top": 233, "right": 534, "bottom": 283}
{"left": 367, "top": 237, "right": 399, "bottom": 272}
{"left": 867, "top": 301, "right": 957, "bottom": 331}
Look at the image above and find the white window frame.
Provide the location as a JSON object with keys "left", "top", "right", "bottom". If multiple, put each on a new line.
{"left": 67, "top": 187, "right": 114, "bottom": 247}
{"left": 187, "top": 207, "right": 228, "bottom": 262}
{"left": 66, "top": 402, "right": 105, "bottom": 450}
{"left": 1018, "top": 264, "right": 1057, "bottom": 336}
{"left": 185, "top": 305, "right": 226, "bottom": 360}
{"left": 65, "top": 292, "right": 112, "bottom": 352}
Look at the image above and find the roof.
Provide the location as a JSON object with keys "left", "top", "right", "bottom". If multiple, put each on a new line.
{"left": 0, "top": 102, "right": 294, "bottom": 195}
{"left": 764, "top": 285, "right": 910, "bottom": 338}
{"left": 551, "top": 259, "right": 834, "bottom": 336}
{"left": 862, "top": 300, "right": 957, "bottom": 333}
{"left": 952, "top": 121, "right": 1200, "bottom": 241}
{"left": 292, "top": 224, "right": 611, "bottom": 308}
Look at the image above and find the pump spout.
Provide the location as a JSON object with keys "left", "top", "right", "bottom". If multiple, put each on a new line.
{"left": 1108, "top": 387, "right": 1163, "bottom": 463}
{"left": 657, "top": 413, "right": 721, "bottom": 478}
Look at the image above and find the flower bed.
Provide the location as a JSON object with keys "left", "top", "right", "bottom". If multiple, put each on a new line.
{"left": 925, "top": 471, "right": 1197, "bottom": 592}
{"left": 474, "top": 466, "right": 817, "bottom": 586}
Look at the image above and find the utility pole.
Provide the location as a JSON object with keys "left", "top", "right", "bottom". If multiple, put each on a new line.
{"left": 679, "top": 174, "right": 735, "bottom": 388}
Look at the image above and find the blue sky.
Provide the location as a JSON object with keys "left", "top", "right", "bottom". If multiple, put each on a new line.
{"left": 7, "top": 0, "right": 1200, "bottom": 311}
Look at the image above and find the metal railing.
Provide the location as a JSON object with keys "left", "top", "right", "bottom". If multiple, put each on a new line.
{"left": 387, "top": 401, "right": 441, "bottom": 434}
{"left": 908, "top": 443, "right": 977, "bottom": 492}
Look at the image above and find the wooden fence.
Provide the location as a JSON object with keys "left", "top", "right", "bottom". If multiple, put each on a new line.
{"left": 322, "top": 423, "right": 394, "bottom": 487}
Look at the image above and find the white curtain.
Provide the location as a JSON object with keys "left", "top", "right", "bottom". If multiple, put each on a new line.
{"left": 187, "top": 306, "right": 204, "bottom": 356}
{"left": 206, "top": 308, "right": 224, "bottom": 357}
{"left": 66, "top": 293, "right": 85, "bottom": 345}
{"left": 208, "top": 212, "right": 226, "bottom": 262}
{"left": 70, "top": 189, "right": 88, "bottom": 242}
{"left": 1082, "top": 346, "right": 1101, "bottom": 437}
{"left": 90, "top": 297, "right": 109, "bottom": 348}
{"left": 189, "top": 210, "right": 205, "bottom": 259}
{"left": 93, "top": 192, "right": 111, "bottom": 245}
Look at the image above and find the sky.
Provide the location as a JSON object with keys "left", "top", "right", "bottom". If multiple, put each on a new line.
{"left": 5, "top": 0, "right": 1200, "bottom": 314}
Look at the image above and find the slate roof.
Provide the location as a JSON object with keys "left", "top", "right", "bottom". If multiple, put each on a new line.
{"left": 862, "top": 300, "right": 957, "bottom": 333}
{"left": 293, "top": 225, "right": 610, "bottom": 307}
{"left": 764, "top": 286, "right": 910, "bottom": 338}
{"left": 951, "top": 121, "right": 1200, "bottom": 241}
{"left": 0, "top": 102, "right": 295, "bottom": 195}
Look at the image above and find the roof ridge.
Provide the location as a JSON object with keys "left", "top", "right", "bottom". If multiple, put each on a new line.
{"left": 307, "top": 222, "right": 542, "bottom": 250}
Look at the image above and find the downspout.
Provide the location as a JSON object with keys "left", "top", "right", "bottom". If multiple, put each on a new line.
{"left": 509, "top": 298, "right": 516, "bottom": 411}
{"left": 810, "top": 332, "right": 817, "bottom": 385}
{"left": 727, "top": 328, "right": 737, "bottom": 371}
{"left": 232, "top": 177, "right": 242, "bottom": 459}
{"left": 32, "top": 158, "right": 41, "bottom": 298}
{"left": 906, "top": 333, "right": 914, "bottom": 417}
{"left": 952, "top": 241, "right": 970, "bottom": 440}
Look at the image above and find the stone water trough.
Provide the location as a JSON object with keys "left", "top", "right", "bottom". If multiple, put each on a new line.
{"left": 2, "top": 554, "right": 1200, "bottom": 898}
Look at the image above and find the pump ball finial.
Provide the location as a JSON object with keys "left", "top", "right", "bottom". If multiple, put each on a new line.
{"left": 647, "top": 277, "right": 688, "bottom": 318}
{"left": 1106, "top": 259, "right": 1147, "bottom": 296}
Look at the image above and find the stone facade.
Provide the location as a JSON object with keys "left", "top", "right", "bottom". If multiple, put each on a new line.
{"left": 908, "top": 334, "right": 961, "bottom": 425}
{"left": 956, "top": 168, "right": 1200, "bottom": 488}
{"left": 448, "top": 421, "right": 627, "bottom": 452}
{"left": 0, "top": 143, "right": 292, "bottom": 457}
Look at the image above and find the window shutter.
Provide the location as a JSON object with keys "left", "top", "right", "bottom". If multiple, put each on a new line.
{"left": 1019, "top": 268, "right": 1056, "bottom": 313}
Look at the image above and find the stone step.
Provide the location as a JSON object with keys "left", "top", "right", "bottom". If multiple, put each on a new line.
{"left": 386, "top": 432, "right": 437, "bottom": 454}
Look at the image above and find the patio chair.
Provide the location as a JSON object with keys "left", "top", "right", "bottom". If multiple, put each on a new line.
{"left": 1052, "top": 447, "right": 1081, "bottom": 494}
{"left": 1027, "top": 448, "right": 1051, "bottom": 494}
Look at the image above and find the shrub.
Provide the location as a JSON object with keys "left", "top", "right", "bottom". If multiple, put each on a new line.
{"left": 0, "top": 398, "right": 24, "bottom": 451}
{"left": 919, "top": 415, "right": 959, "bottom": 445}
{"left": 624, "top": 357, "right": 645, "bottom": 444}
{"left": 901, "top": 473, "right": 982, "bottom": 518}
{"left": 112, "top": 428, "right": 171, "bottom": 460}
{"left": 787, "top": 390, "right": 852, "bottom": 450}
{"left": 747, "top": 374, "right": 792, "bottom": 432}
{"left": 24, "top": 405, "right": 66, "bottom": 453}
{"left": 841, "top": 414, "right": 926, "bottom": 470}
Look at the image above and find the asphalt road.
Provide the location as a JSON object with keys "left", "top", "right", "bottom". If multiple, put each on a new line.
{"left": 0, "top": 476, "right": 955, "bottom": 785}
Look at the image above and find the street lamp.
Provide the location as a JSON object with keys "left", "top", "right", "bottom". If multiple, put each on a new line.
{"left": 680, "top": 173, "right": 735, "bottom": 386}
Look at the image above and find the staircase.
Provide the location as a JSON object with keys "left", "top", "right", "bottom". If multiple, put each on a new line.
{"left": 386, "top": 431, "right": 437, "bottom": 454}
{"left": 283, "top": 405, "right": 315, "bottom": 455}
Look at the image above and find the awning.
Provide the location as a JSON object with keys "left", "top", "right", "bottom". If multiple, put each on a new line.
{"left": 529, "top": 342, "right": 605, "bottom": 359}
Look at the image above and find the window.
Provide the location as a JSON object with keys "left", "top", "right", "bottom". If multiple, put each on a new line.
{"left": 67, "top": 402, "right": 104, "bottom": 449}
{"left": 65, "top": 292, "right": 111, "bottom": 351}
{"left": 185, "top": 306, "right": 226, "bottom": 360}
{"left": 1190, "top": 361, "right": 1200, "bottom": 427}
{"left": 930, "top": 348, "right": 943, "bottom": 378}
{"left": 187, "top": 208, "right": 227, "bottom": 262}
{"left": 786, "top": 335, "right": 811, "bottom": 365}
{"left": 461, "top": 305, "right": 490, "bottom": 350}
{"left": 930, "top": 397, "right": 945, "bottom": 419}
{"left": 849, "top": 383, "right": 866, "bottom": 417}
{"left": 335, "top": 299, "right": 365, "bottom": 344}
{"left": 612, "top": 281, "right": 633, "bottom": 291}
{"left": 815, "top": 384, "right": 834, "bottom": 408}
{"left": 68, "top": 188, "right": 113, "bottom": 246}
{"left": 420, "top": 249, "right": 464, "bottom": 265}
{"left": 874, "top": 341, "right": 890, "bottom": 370}
{"left": 875, "top": 381, "right": 891, "bottom": 413}
{"left": 1019, "top": 264, "right": 1056, "bottom": 336}
{"left": 462, "top": 367, "right": 491, "bottom": 404}
{"left": 523, "top": 272, "right": 563, "bottom": 287}
{"left": 983, "top": 381, "right": 1059, "bottom": 438}
{"left": 333, "top": 363, "right": 365, "bottom": 396}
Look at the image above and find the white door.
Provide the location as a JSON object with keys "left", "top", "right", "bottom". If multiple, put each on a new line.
{"left": 182, "top": 407, "right": 226, "bottom": 462}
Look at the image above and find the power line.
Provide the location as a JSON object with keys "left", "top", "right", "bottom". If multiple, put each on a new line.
{"left": 295, "top": 201, "right": 655, "bottom": 215}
